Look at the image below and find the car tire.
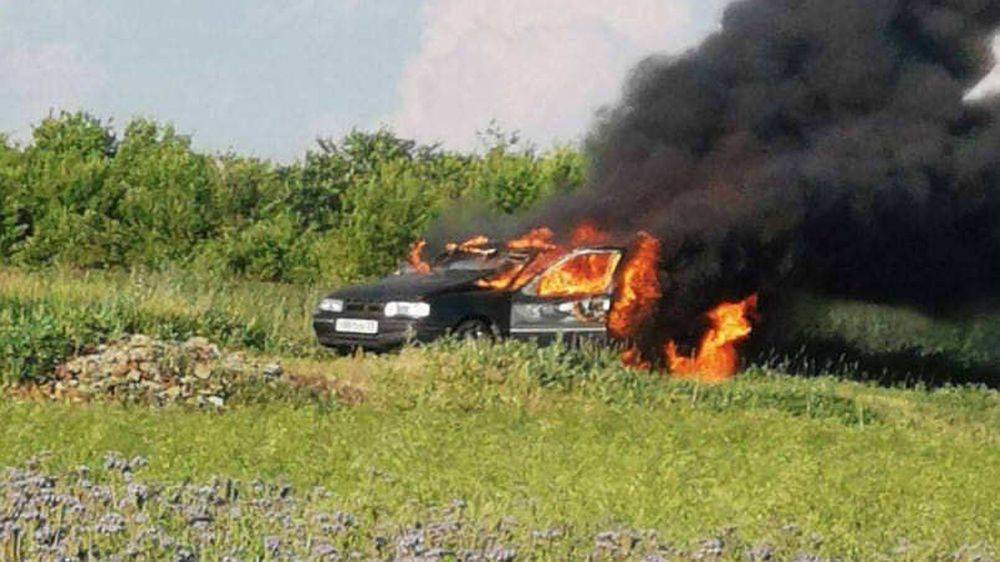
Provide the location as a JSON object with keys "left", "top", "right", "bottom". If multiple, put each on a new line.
{"left": 453, "top": 319, "right": 496, "bottom": 341}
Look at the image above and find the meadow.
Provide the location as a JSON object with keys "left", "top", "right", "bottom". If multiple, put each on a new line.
{"left": 1, "top": 113, "right": 998, "bottom": 560}
{"left": 1, "top": 266, "right": 998, "bottom": 560}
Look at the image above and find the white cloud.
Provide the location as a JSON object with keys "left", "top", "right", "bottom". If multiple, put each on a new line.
{"left": 392, "top": 0, "right": 729, "bottom": 150}
{"left": 0, "top": 41, "right": 107, "bottom": 139}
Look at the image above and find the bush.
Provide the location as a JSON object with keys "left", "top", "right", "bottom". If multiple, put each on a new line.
{"left": 197, "top": 214, "right": 322, "bottom": 284}
{"left": 0, "top": 301, "right": 82, "bottom": 385}
{"left": 0, "top": 136, "right": 26, "bottom": 256}
{"left": 10, "top": 113, "right": 119, "bottom": 267}
{"left": 471, "top": 128, "right": 585, "bottom": 213}
{"left": 108, "top": 119, "right": 221, "bottom": 266}
{"left": 0, "top": 111, "right": 586, "bottom": 283}
{"left": 330, "top": 160, "right": 442, "bottom": 280}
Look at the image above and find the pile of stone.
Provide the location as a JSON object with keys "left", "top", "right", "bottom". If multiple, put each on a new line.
{"left": 27, "top": 335, "right": 284, "bottom": 408}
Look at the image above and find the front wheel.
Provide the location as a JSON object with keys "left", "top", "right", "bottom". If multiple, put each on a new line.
{"left": 452, "top": 319, "right": 496, "bottom": 341}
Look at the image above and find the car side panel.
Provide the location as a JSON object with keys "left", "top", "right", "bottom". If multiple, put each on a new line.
{"left": 508, "top": 294, "right": 612, "bottom": 343}
{"left": 425, "top": 290, "right": 513, "bottom": 335}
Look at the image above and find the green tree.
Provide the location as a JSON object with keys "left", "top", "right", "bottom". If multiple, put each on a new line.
{"left": 107, "top": 118, "right": 221, "bottom": 266}
{"left": 13, "top": 112, "right": 119, "bottom": 267}
{"left": 328, "top": 159, "right": 441, "bottom": 280}
{"left": 0, "top": 136, "right": 26, "bottom": 257}
{"left": 0, "top": 109, "right": 586, "bottom": 283}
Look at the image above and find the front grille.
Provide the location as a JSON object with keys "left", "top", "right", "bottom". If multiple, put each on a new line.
{"left": 344, "top": 301, "right": 384, "bottom": 315}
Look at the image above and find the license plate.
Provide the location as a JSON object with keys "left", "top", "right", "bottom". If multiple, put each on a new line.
{"left": 335, "top": 318, "right": 379, "bottom": 335}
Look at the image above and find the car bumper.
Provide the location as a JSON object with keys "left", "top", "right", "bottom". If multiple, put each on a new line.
{"left": 313, "top": 315, "right": 449, "bottom": 351}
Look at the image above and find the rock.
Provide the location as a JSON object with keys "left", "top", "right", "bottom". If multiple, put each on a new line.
{"left": 183, "top": 337, "right": 221, "bottom": 361}
{"left": 30, "top": 335, "right": 287, "bottom": 409}
{"left": 129, "top": 335, "right": 153, "bottom": 347}
{"left": 262, "top": 364, "right": 283, "bottom": 379}
{"left": 193, "top": 364, "right": 214, "bottom": 380}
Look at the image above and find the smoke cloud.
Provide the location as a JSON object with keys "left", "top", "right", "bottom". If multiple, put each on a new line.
{"left": 532, "top": 0, "right": 1000, "bottom": 346}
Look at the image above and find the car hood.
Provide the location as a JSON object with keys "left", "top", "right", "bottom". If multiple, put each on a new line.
{"left": 325, "top": 270, "right": 489, "bottom": 301}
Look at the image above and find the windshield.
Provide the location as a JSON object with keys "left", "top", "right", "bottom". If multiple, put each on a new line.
{"left": 435, "top": 258, "right": 504, "bottom": 272}
{"left": 433, "top": 251, "right": 529, "bottom": 273}
{"left": 395, "top": 250, "right": 530, "bottom": 276}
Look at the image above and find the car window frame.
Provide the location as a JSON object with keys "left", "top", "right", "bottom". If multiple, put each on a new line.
{"left": 520, "top": 248, "right": 624, "bottom": 299}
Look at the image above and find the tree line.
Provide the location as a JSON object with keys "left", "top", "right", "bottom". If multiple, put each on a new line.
{"left": 0, "top": 112, "right": 584, "bottom": 283}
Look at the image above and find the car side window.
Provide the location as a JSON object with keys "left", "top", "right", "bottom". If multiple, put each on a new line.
{"left": 524, "top": 250, "right": 621, "bottom": 298}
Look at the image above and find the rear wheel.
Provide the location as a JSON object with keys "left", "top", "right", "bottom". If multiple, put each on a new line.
{"left": 453, "top": 319, "right": 496, "bottom": 341}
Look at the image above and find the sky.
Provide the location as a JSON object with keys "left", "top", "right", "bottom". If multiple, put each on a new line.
{"left": 0, "top": 0, "right": 736, "bottom": 160}
{"left": 1, "top": 1, "right": 997, "bottom": 161}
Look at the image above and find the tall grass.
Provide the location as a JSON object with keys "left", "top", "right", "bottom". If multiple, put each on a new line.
{"left": 752, "top": 294, "right": 1000, "bottom": 387}
{"left": 4, "top": 267, "right": 999, "bottom": 387}
{"left": 0, "top": 268, "right": 322, "bottom": 383}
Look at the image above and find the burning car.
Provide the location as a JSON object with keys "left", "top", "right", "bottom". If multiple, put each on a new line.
{"left": 313, "top": 225, "right": 758, "bottom": 383}
{"left": 313, "top": 229, "right": 625, "bottom": 351}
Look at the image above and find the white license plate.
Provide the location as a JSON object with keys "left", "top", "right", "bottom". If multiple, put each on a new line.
{"left": 335, "top": 318, "right": 379, "bottom": 335}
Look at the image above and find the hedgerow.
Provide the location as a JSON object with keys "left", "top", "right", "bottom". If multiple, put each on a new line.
{"left": 0, "top": 112, "right": 585, "bottom": 283}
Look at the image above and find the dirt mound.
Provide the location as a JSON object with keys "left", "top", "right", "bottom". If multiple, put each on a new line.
{"left": 21, "top": 335, "right": 286, "bottom": 407}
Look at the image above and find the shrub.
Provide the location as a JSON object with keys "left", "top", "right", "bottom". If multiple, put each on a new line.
{"left": 0, "top": 301, "right": 81, "bottom": 385}
{"left": 108, "top": 119, "right": 221, "bottom": 266}
{"left": 330, "top": 160, "right": 441, "bottom": 280}
{"left": 0, "top": 111, "right": 586, "bottom": 283}
{"left": 197, "top": 214, "right": 322, "bottom": 284}
{"left": 11, "top": 113, "right": 119, "bottom": 267}
{"left": 0, "top": 136, "right": 27, "bottom": 257}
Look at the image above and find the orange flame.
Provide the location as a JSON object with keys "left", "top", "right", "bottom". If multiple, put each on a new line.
{"left": 474, "top": 262, "right": 528, "bottom": 292}
{"left": 503, "top": 226, "right": 618, "bottom": 295}
{"left": 621, "top": 346, "right": 651, "bottom": 369}
{"left": 571, "top": 222, "right": 610, "bottom": 246}
{"left": 446, "top": 235, "right": 492, "bottom": 255}
{"left": 475, "top": 227, "right": 562, "bottom": 291}
{"left": 536, "top": 252, "right": 619, "bottom": 298}
{"left": 608, "top": 232, "right": 662, "bottom": 341}
{"left": 475, "top": 269, "right": 519, "bottom": 290}
{"left": 506, "top": 227, "right": 558, "bottom": 251}
{"left": 407, "top": 240, "right": 432, "bottom": 275}
{"left": 665, "top": 294, "right": 758, "bottom": 382}
{"left": 506, "top": 251, "right": 563, "bottom": 291}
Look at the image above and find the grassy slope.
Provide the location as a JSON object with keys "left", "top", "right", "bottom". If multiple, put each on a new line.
{"left": 1, "top": 267, "right": 998, "bottom": 558}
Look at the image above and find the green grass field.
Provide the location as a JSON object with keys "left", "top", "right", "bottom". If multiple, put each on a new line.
{"left": 1, "top": 267, "right": 998, "bottom": 560}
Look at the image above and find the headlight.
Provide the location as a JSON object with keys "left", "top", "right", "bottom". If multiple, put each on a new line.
{"left": 317, "top": 298, "right": 344, "bottom": 313}
{"left": 384, "top": 301, "right": 431, "bottom": 319}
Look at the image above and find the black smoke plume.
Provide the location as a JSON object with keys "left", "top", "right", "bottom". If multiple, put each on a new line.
{"left": 535, "top": 0, "right": 1000, "bottom": 354}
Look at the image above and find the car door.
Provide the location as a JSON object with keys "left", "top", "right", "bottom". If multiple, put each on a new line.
{"left": 509, "top": 248, "right": 622, "bottom": 343}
